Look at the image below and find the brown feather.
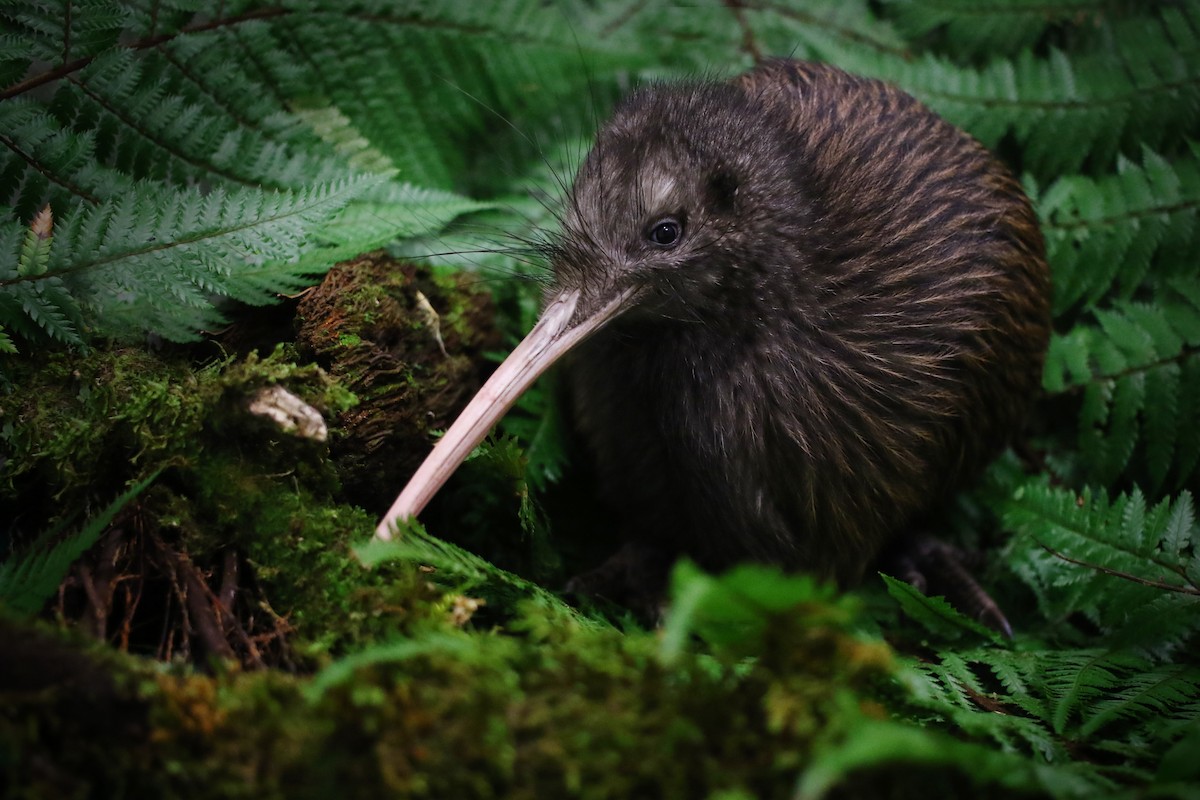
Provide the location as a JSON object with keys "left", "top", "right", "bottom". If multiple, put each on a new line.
{"left": 557, "top": 60, "right": 1050, "bottom": 586}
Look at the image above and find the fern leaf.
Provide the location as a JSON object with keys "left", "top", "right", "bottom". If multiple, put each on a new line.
{"left": 1043, "top": 280, "right": 1200, "bottom": 490}
{"left": 1039, "top": 146, "right": 1200, "bottom": 314}
{"left": 0, "top": 1, "right": 654, "bottom": 350}
{"left": 1003, "top": 481, "right": 1200, "bottom": 649}
{"left": 0, "top": 470, "right": 158, "bottom": 615}
{"left": 355, "top": 521, "right": 603, "bottom": 630}
{"left": 0, "top": 1, "right": 128, "bottom": 67}
{"left": 17, "top": 205, "right": 53, "bottom": 277}
{"left": 770, "top": 6, "right": 1200, "bottom": 180}
{"left": 983, "top": 651, "right": 1052, "bottom": 723}
{"left": 1080, "top": 666, "right": 1200, "bottom": 737}
{"left": 878, "top": 0, "right": 1118, "bottom": 61}
{"left": 3, "top": 278, "right": 86, "bottom": 346}
{"left": 881, "top": 574, "right": 1003, "bottom": 642}
{"left": 903, "top": 648, "right": 1061, "bottom": 759}
{"left": 0, "top": 176, "right": 386, "bottom": 342}
{"left": 1044, "top": 649, "right": 1149, "bottom": 734}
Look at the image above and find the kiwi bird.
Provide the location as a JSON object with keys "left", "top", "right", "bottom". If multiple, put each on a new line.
{"left": 376, "top": 60, "right": 1051, "bottom": 610}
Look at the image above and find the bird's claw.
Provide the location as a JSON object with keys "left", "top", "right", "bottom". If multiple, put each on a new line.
{"left": 882, "top": 536, "right": 1013, "bottom": 638}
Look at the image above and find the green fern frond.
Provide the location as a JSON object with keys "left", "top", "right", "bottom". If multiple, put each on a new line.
{"left": 0, "top": 470, "right": 158, "bottom": 616}
{"left": 768, "top": 4, "right": 1200, "bottom": 179}
{"left": 1037, "top": 145, "right": 1200, "bottom": 315}
{"left": 795, "top": 716, "right": 1112, "bottom": 800}
{"left": 1042, "top": 280, "right": 1200, "bottom": 490}
{"left": 1003, "top": 481, "right": 1200, "bottom": 650}
{"left": 878, "top": 0, "right": 1122, "bottom": 61}
{"left": 3, "top": 276, "right": 88, "bottom": 346}
{"left": 903, "top": 648, "right": 1063, "bottom": 759}
{"left": 738, "top": 0, "right": 910, "bottom": 64}
{"left": 0, "top": 176, "right": 384, "bottom": 343}
{"left": 903, "top": 641, "right": 1198, "bottom": 775}
{"left": 1080, "top": 664, "right": 1200, "bottom": 737}
{"left": 1, "top": 1, "right": 646, "bottom": 351}
{"left": 1042, "top": 648, "right": 1149, "bottom": 734}
{"left": 880, "top": 574, "right": 1002, "bottom": 642}
{"left": 0, "top": 1, "right": 129, "bottom": 70}
{"left": 355, "top": 521, "right": 604, "bottom": 629}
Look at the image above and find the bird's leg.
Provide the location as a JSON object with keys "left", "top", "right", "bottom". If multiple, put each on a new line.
{"left": 563, "top": 541, "right": 675, "bottom": 623}
{"left": 879, "top": 535, "right": 1013, "bottom": 638}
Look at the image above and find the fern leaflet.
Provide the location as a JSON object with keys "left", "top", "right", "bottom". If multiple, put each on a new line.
{"left": 1035, "top": 144, "right": 1200, "bottom": 315}
{"left": 1042, "top": 279, "right": 1200, "bottom": 490}
{"left": 1003, "top": 480, "right": 1200, "bottom": 650}
{"left": 878, "top": 0, "right": 1123, "bottom": 62}
{"left": 0, "top": 470, "right": 159, "bottom": 615}
{"left": 752, "top": 3, "right": 1200, "bottom": 179}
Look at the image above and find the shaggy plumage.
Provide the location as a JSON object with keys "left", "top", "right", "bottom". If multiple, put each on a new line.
{"left": 557, "top": 60, "right": 1051, "bottom": 588}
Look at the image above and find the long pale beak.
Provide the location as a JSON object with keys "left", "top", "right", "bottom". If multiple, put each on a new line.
{"left": 375, "top": 286, "right": 638, "bottom": 539}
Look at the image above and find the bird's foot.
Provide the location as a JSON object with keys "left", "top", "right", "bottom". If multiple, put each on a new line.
{"left": 881, "top": 535, "right": 1013, "bottom": 638}
{"left": 564, "top": 541, "right": 673, "bottom": 624}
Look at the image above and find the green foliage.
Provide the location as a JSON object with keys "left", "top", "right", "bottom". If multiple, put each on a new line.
{"left": 1042, "top": 279, "right": 1200, "bottom": 490}
{"left": 872, "top": 479, "right": 1200, "bottom": 793}
{"left": 3, "top": 1, "right": 1200, "bottom": 797}
{"left": 0, "top": 0, "right": 629, "bottom": 353}
{"left": 0, "top": 470, "right": 158, "bottom": 615}
{"left": 356, "top": 518, "right": 597, "bottom": 629}
{"left": 880, "top": 573, "right": 1003, "bottom": 643}
{"left": 660, "top": 560, "right": 852, "bottom": 663}
{"left": 1003, "top": 481, "right": 1200, "bottom": 649}
{"left": 1034, "top": 144, "right": 1200, "bottom": 494}
{"left": 1036, "top": 145, "right": 1200, "bottom": 316}
{"left": 2, "top": 572, "right": 915, "bottom": 800}
{"left": 3, "top": 176, "right": 388, "bottom": 345}
{"left": 880, "top": 0, "right": 1124, "bottom": 61}
{"left": 745, "top": 2, "right": 1200, "bottom": 180}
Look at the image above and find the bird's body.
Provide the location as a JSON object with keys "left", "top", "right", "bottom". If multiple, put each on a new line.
{"left": 379, "top": 60, "right": 1051, "bottom": 606}
{"left": 557, "top": 60, "right": 1051, "bottom": 587}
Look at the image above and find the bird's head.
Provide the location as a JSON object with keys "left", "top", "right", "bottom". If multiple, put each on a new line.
{"left": 552, "top": 80, "right": 817, "bottom": 328}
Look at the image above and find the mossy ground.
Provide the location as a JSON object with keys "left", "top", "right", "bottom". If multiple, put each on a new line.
{"left": 3, "top": 594, "right": 944, "bottom": 800}
{"left": 0, "top": 255, "right": 1050, "bottom": 798}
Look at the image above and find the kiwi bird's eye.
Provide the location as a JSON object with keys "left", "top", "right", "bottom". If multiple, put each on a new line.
{"left": 647, "top": 218, "right": 682, "bottom": 248}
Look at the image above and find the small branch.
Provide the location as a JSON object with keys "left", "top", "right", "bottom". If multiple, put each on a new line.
{"left": 218, "top": 549, "right": 238, "bottom": 614}
{"left": 177, "top": 554, "right": 236, "bottom": 661}
{"left": 1040, "top": 545, "right": 1200, "bottom": 595}
{"left": 1, "top": 8, "right": 289, "bottom": 101}
{"left": 722, "top": 1, "right": 763, "bottom": 63}
{"left": 1057, "top": 343, "right": 1200, "bottom": 397}
{"left": 76, "top": 564, "right": 109, "bottom": 639}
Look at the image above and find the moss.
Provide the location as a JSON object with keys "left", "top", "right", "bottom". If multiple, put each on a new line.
{"left": 0, "top": 345, "right": 354, "bottom": 537}
{"left": 176, "top": 461, "right": 445, "bottom": 661}
{"left": 0, "top": 339, "right": 465, "bottom": 665}
{"left": 294, "top": 251, "right": 502, "bottom": 511}
{"left": 2, "top": 595, "right": 938, "bottom": 800}
{"left": 0, "top": 257, "right": 1039, "bottom": 797}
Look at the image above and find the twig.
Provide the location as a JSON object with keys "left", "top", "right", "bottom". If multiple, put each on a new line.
{"left": 174, "top": 553, "right": 236, "bottom": 661}
{"left": 1040, "top": 545, "right": 1200, "bottom": 595}
{"left": 76, "top": 564, "right": 108, "bottom": 639}
{"left": 218, "top": 549, "right": 239, "bottom": 614}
